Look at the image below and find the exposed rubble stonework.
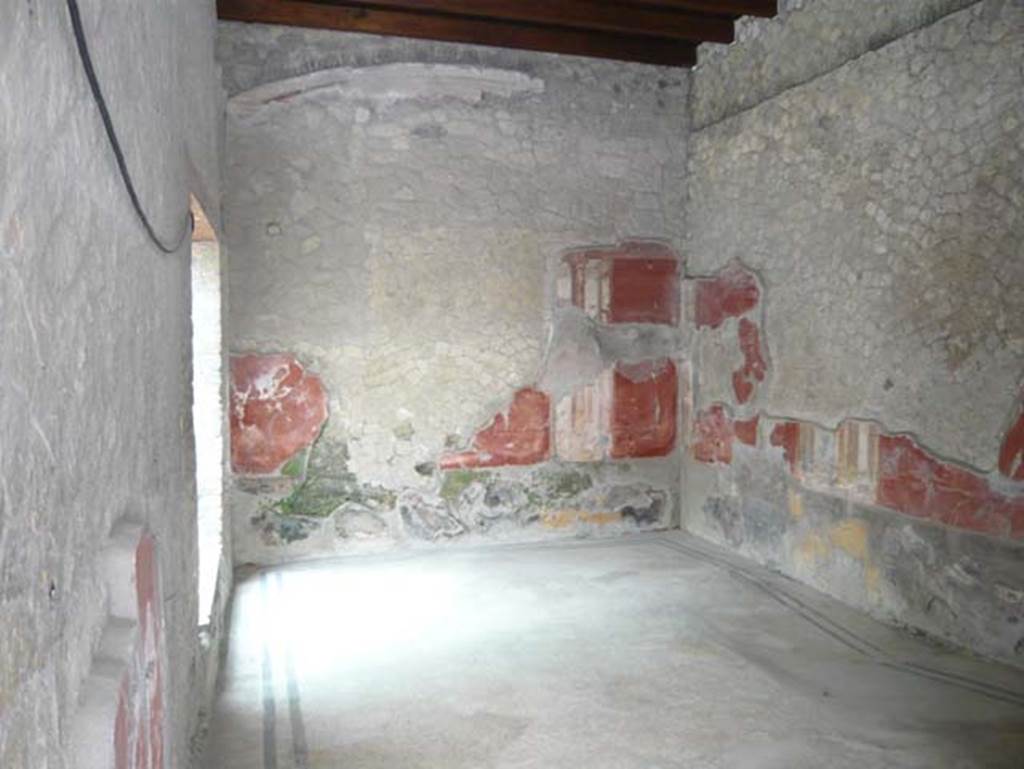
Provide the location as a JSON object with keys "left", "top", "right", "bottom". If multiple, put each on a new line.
{"left": 685, "top": 0, "right": 1024, "bottom": 669}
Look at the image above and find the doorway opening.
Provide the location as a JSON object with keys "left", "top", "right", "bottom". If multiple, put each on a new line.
{"left": 190, "top": 195, "right": 225, "bottom": 627}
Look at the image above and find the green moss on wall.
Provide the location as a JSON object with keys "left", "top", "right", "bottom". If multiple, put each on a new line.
{"left": 440, "top": 469, "right": 491, "bottom": 503}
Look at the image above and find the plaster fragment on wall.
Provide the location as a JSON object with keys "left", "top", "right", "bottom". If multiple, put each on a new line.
{"left": 692, "top": 404, "right": 734, "bottom": 465}
{"left": 769, "top": 420, "right": 803, "bottom": 474}
{"left": 877, "top": 435, "right": 1024, "bottom": 539}
{"left": 692, "top": 406, "right": 758, "bottom": 465}
{"left": 693, "top": 262, "right": 760, "bottom": 330}
{"left": 610, "top": 359, "right": 678, "bottom": 459}
{"left": 566, "top": 241, "right": 681, "bottom": 327}
{"left": 555, "top": 372, "right": 612, "bottom": 463}
{"left": 732, "top": 317, "right": 767, "bottom": 404}
{"left": 230, "top": 353, "right": 329, "bottom": 475}
{"left": 438, "top": 388, "right": 551, "bottom": 469}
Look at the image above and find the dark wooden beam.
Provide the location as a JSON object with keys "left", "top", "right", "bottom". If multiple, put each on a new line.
{"left": 305, "top": 0, "right": 734, "bottom": 43}
{"left": 218, "top": 0, "right": 698, "bottom": 67}
{"left": 619, "top": 0, "right": 776, "bottom": 18}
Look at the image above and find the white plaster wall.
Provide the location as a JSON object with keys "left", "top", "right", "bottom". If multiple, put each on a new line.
{"left": 222, "top": 31, "right": 688, "bottom": 495}
{"left": 0, "top": 1, "right": 223, "bottom": 766}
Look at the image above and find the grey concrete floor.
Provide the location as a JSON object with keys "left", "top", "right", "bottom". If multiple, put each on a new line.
{"left": 202, "top": 533, "right": 1024, "bottom": 768}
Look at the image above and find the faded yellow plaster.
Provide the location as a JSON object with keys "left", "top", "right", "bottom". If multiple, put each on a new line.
{"left": 829, "top": 519, "right": 869, "bottom": 562}
{"left": 542, "top": 510, "right": 621, "bottom": 529}
{"left": 865, "top": 564, "right": 882, "bottom": 596}
{"left": 788, "top": 489, "right": 804, "bottom": 521}
{"left": 795, "top": 533, "right": 829, "bottom": 564}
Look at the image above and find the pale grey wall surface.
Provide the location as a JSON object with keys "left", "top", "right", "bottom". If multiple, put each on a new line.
{"left": 692, "top": 0, "right": 979, "bottom": 129}
{"left": 220, "top": 27, "right": 689, "bottom": 563}
{"left": 684, "top": 0, "right": 1024, "bottom": 667}
{"left": 688, "top": 0, "right": 1023, "bottom": 471}
{"left": 0, "top": 1, "right": 223, "bottom": 766}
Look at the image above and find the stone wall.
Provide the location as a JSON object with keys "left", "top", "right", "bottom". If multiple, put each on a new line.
{"left": 684, "top": 0, "right": 1024, "bottom": 667}
{"left": 0, "top": 2, "right": 223, "bottom": 767}
{"left": 692, "top": 0, "right": 978, "bottom": 129}
{"left": 219, "top": 27, "right": 689, "bottom": 563}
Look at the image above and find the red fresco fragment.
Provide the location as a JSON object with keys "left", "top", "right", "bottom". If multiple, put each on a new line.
{"left": 998, "top": 402, "right": 1024, "bottom": 481}
{"left": 694, "top": 263, "right": 760, "bottom": 330}
{"left": 230, "top": 353, "right": 328, "bottom": 475}
{"left": 732, "top": 372, "right": 754, "bottom": 406}
{"left": 692, "top": 404, "right": 734, "bottom": 464}
{"left": 770, "top": 421, "right": 802, "bottom": 473}
{"left": 439, "top": 388, "right": 551, "bottom": 469}
{"left": 115, "top": 684, "right": 130, "bottom": 769}
{"left": 112, "top": 532, "right": 166, "bottom": 769}
{"left": 878, "top": 435, "right": 1024, "bottom": 538}
{"left": 136, "top": 534, "right": 163, "bottom": 769}
{"left": 610, "top": 359, "right": 678, "bottom": 459}
{"left": 732, "top": 318, "right": 767, "bottom": 404}
{"left": 565, "top": 241, "right": 681, "bottom": 326}
{"left": 734, "top": 415, "right": 759, "bottom": 447}
{"left": 609, "top": 255, "right": 679, "bottom": 325}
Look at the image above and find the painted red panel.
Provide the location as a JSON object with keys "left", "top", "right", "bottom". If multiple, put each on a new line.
{"left": 694, "top": 263, "right": 760, "bottom": 329}
{"left": 440, "top": 388, "right": 550, "bottom": 469}
{"left": 609, "top": 256, "right": 679, "bottom": 325}
{"left": 136, "top": 533, "right": 164, "bottom": 769}
{"left": 770, "top": 421, "right": 801, "bottom": 473}
{"left": 734, "top": 415, "right": 759, "bottom": 447}
{"left": 878, "top": 435, "right": 1024, "bottom": 538}
{"left": 732, "top": 318, "right": 767, "bottom": 404}
{"left": 692, "top": 404, "right": 733, "bottom": 464}
{"left": 999, "top": 402, "right": 1024, "bottom": 481}
{"left": 111, "top": 533, "right": 166, "bottom": 769}
{"left": 564, "top": 241, "right": 680, "bottom": 326}
{"left": 230, "top": 353, "right": 328, "bottom": 475}
{"left": 610, "top": 359, "right": 677, "bottom": 459}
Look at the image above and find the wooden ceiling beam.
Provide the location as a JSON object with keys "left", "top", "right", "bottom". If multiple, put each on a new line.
{"left": 619, "top": 0, "right": 777, "bottom": 18}
{"left": 304, "top": 0, "right": 734, "bottom": 44}
{"left": 218, "top": 0, "right": 698, "bottom": 67}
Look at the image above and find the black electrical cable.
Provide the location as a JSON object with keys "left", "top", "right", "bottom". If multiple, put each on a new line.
{"left": 65, "top": 0, "right": 192, "bottom": 254}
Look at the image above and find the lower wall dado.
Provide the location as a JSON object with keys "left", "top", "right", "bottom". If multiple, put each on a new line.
{"left": 684, "top": 427, "right": 1024, "bottom": 669}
